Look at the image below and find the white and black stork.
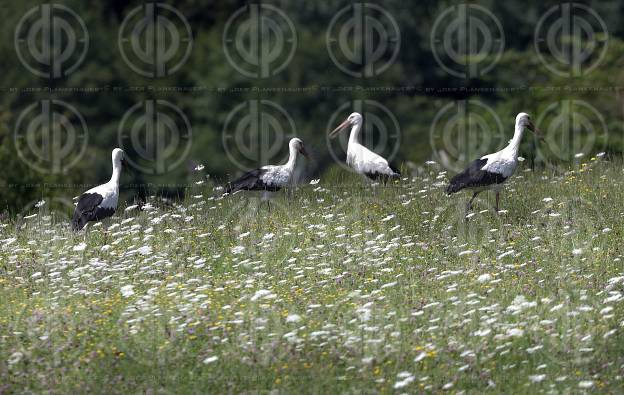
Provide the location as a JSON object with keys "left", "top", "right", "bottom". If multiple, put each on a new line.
{"left": 329, "top": 112, "right": 400, "bottom": 182}
{"left": 72, "top": 148, "right": 125, "bottom": 231}
{"left": 225, "top": 138, "right": 308, "bottom": 194}
{"left": 446, "top": 112, "right": 542, "bottom": 212}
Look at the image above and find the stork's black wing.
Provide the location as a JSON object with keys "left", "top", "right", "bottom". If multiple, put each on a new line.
{"left": 71, "top": 193, "right": 114, "bottom": 231}
{"left": 364, "top": 163, "right": 401, "bottom": 182}
{"left": 446, "top": 158, "right": 507, "bottom": 194}
{"left": 224, "top": 169, "right": 281, "bottom": 193}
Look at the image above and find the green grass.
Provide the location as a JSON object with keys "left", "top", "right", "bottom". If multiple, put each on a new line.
{"left": 1, "top": 158, "right": 624, "bottom": 393}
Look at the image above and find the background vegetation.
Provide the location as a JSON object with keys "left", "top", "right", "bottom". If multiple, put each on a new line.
{"left": 1, "top": 0, "right": 623, "bottom": 213}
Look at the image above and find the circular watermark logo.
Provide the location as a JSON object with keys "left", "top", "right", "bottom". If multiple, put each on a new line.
{"left": 118, "top": 99, "right": 192, "bottom": 174}
{"left": 326, "top": 3, "right": 401, "bottom": 78}
{"left": 536, "top": 100, "right": 607, "bottom": 167}
{"left": 326, "top": 100, "right": 401, "bottom": 173}
{"left": 430, "top": 4, "right": 504, "bottom": 79}
{"left": 119, "top": 2, "right": 193, "bottom": 78}
{"left": 534, "top": 3, "right": 608, "bottom": 77}
{"left": 14, "top": 99, "right": 88, "bottom": 174}
{"left": 223, "top": 4, "right": 297, "bottom": 78}
{"left": 222, "top": 100, "right": 297, "bottom": 172}
{"left": 430, "top": 100, "right": 504, "bottom": 173}
{"left": 14, "top": 3, "right": 89, "bottom": 79}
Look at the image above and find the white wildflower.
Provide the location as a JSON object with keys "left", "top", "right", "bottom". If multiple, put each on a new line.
{"left": 286, "top": 314, "right": 302, "bottom": 323}
{"left": 120, "top": 285, "right": 135, "bottom": 298}
{"left": 251, "top": 289, "right": 276, "bottom": 302}
{"left": 477, "top": 273, "right": 492, "bottom": 283}
{"left": 138, "top": 245, "right": 152, "bottom": 255}
{"left": 202, "top": 356, "right": 218, "bottom": 364}
{"left": 578, "top": 381, "right": 593, "bottom": 389}
{"left": 7, "top": 351, "right": 23, "bottom": 366}
{"left": 529, "top": 374, "right": 546, "bottom": 383}
{"left": 393, "top": 373, "right": 414, "bottom": 389}
{"left": 507, "top": 328, "right": 524, "bottom": 337}
{"left": 231, "top": 245, "right": 245, "bottom": 255}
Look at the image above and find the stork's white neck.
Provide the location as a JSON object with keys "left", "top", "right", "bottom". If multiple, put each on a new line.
{"left": 348, "top": 122, "right": 362, "bottom": 146}
{"left": 505, "top": 122, "right": 525, "bottom": 156}
{"left": 285, "top": 144, "right": 298, "bottom": 169}
{"left": 110, "top": 162, "right": 122, "bottom": 185}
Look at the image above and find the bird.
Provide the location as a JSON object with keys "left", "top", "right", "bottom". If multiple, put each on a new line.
{"left": 72, "top": 148, "right": 125, "bottom": 232}
{"left": 329, "top": 112, "right": 400, "bottom": 182}
{"left": 224, "top": 138, "right": 309, "bottom": 194}
{"left": 445, "top": 112, "right": 543, "bottom": 213}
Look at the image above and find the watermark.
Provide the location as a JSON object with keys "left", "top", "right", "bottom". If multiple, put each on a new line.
{"left": 223, "top": 4, "right": 297, "bottom": 78}
{"left": 535, "top": 99, "right": 607, "bottom": 168}
{"left": 430, "top": 100, "right": 504, "bottom": 173}
{"left": 430, "top": 4, "right": 504, "bottom": 79}
{"left": 14, "top": 99, "right": 88, "bottom": 174}
{"left": 222, "top": 100, "right": 297, "bottom": 171}
{"left": 326, "top": 3, "right": 400, "bottom": 78}
{"left": 534, "top": 3, "right": 608, "bottom": 77}
{"left": 326, "top": 100, "right": 401, "bottom": 173}
{"left": 119, "top": 2, "right": 193, "bottom": 78}
{"left": 14, "top": 3, "right": 89, "bottom": 78}
{"left": 118, "top": 99, "right": 192, "bottom": 175}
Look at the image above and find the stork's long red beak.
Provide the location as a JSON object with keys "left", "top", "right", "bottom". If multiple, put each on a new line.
{"left": 329, "top": 118, "right": 351, "bottom": 139}
{"left": 527, "top": 121, "right": 545, "bottom": 142}
{"left": 299, "top": 146, "right": 309, "bottom": 158}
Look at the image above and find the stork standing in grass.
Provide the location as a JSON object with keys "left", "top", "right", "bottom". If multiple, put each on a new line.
{"left": 329, "top": 112, "right": 400, "bottom": 182}
{"left": 446, "top": 112, "right": 543, "bottom": 213}
{"left": 225, "top": 137, "right": 309, "bottom": 195}
{"left": 72, "top": 148, "right": 125, "bottom": 233}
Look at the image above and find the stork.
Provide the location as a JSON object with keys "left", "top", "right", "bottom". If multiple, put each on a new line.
{"left": 329, "top": 112, "right": 400, "bottom": 182}
{"left": 446, "top": 112, "right": 542, "bottom": 213}
{"left": 225, "top": 138, "right": 309, "bottom": 194}
{"left": 72, "top": 148, "right": 125, "bottom": 232}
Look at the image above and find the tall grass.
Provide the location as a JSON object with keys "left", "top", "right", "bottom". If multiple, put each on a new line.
{"left": 1, "top": 158, "right": 623, "bottom": 393}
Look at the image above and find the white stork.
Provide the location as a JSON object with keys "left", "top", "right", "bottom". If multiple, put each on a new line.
{"left": 446, "top": 112, "right": 543, "bottom": 212}
{"left": 329, "top": 112, "right": 400, "bottom": 182}
{"left": 225, "top": 138, "right": 308, "bottom": 194}
{"left": 72, "top": 148, "right": 125, "bottom": 231}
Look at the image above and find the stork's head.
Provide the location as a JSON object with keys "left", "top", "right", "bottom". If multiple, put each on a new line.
{"left": 112, "top": 148, "right": 126, "bottom": 169}
{"left": 516, "top": 112, "right": 544, "bottom": 141}
{"left": 329, "top": 112, "right": 362, "bottom": 139}
{"left": 290, "top": 137, "right": 308, "bottom": 158}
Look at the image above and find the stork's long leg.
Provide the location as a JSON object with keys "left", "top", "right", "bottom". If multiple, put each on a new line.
{"left": 495, "top": 192, "right": 500, "bottom": 213}
{"left": 467, "top": 191, "right": 480, "bottom": 213}
{"left": 103, "top": 222, "right": 109, "bottom": 244}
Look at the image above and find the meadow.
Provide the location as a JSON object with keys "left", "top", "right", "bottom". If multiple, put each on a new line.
{"left": 1, "top": 157, "right": 623, "bottom": 394}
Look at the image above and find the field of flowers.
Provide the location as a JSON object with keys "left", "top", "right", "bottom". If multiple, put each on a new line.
{"left": 1, "top": 158, "right": 623, "bottom": 393}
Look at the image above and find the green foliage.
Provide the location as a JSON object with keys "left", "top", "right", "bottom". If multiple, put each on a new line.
{"left": 1, "top": 0, "right": 623, "bottom": 212}
{"left": 1, "top": 159, "right": 623, "bottom": 392}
